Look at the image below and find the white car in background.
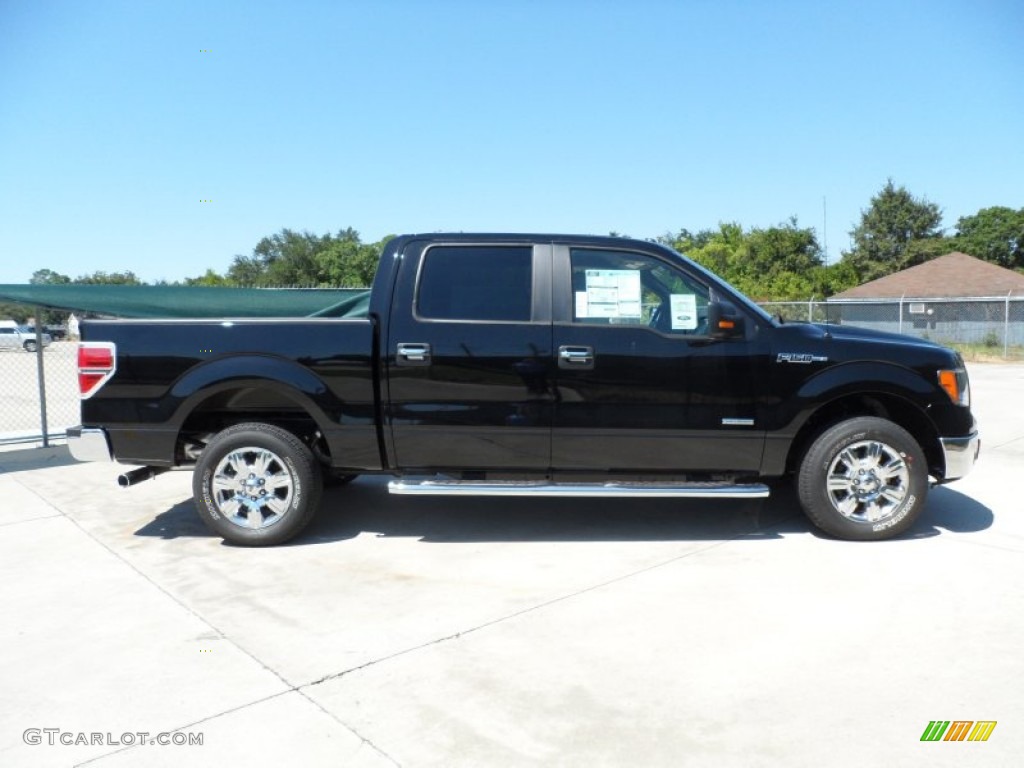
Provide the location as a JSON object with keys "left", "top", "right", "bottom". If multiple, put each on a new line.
{"left": 0, "top": 320, "right": 52, "bottom": 352}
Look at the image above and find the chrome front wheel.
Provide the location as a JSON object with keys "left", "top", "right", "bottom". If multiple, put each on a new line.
{"left": 825, "top": 439, "right": 911, "bottom": 524}
{"left": 798, "top": 417, "right": 928, "bottom": 541}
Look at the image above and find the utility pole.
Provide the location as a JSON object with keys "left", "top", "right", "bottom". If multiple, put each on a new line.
{"left": 822, "top": 196, "right": 828, "bottom": 267}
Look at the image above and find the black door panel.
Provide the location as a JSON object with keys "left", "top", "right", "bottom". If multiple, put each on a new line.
{"left": 386, "top": 241, "right": 554, "bottom": 470}
{"left": 552, "top": 246, "right": 766, "bottom": 473}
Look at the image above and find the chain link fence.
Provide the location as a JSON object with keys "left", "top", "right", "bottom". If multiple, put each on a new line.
{"left": 0, "top": 312, "right": 80, "bottom": 446}
{"left": 759, "top": 296, "right": 1024, "bottom": 361}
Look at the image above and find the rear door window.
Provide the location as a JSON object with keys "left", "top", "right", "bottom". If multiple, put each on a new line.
{"left": 417, "top": 246, "right": 533, "bottom": 322}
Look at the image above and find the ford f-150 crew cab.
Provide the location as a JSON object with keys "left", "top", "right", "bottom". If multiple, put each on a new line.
{"left": 67, "top": 233, "right": 980, "bottom": 545}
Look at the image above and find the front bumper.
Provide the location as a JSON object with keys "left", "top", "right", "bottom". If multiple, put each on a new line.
{"left": 67, "top": 426, "right": 112, "bottom": 462}
{"left": 940, "top": 431, "right": 980, "bottom": 482}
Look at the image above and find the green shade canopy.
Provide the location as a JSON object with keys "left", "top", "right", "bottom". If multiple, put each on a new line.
{"left": 0, "top": 285, "right": 371, "bottom": 318}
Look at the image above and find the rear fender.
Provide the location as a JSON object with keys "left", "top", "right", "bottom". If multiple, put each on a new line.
{"left": 169, "top": 356, "right": 340, "bottom": 430}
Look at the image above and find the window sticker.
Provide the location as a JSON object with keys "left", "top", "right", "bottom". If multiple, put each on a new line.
{"left": 670, "top": 294, "right": 698, "bottom": 330}
{"left": 584, "top": 270, "right": 641, "bottom": 319}
{"left": 575, "top": 291, "right": 589, "bottom": 318}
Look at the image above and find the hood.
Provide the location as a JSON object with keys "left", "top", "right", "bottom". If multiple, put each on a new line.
{"left": 815, "top": 322, "right": 947, "bottom": 348}
{"left": 772, "top": 321, "right": 958, "bottom": 365}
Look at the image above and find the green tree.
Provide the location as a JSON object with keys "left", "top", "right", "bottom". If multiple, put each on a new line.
{"left": 225, "top": 228, "right": 320, "bottom": 285}
{"left": 225, "top": 254, "right": 265, "bottom": 286}
{"left": 184, "top": 268, "right": 233, "bottom": 286}
{"left": 667, "top": 223, "right": 745, "bottom": 280}
{"left": 734, "top": 218, "right": 823, "bottom": 300}
{"left": 902, "top": 236, "right": 960, "bottom": 269}
{"left": 658, "top": 228, "right": 716, "bottom": 252}
{"left": 843, "top": 180, "right": 944, "bottom": 281}
{"left": 73, "top": 270, "right": 143, "bottom": 285}
{"left": 665, "top": 220, "right": 827, "bottom": 300}
{"left": 0, "top": 302, "right": 31, "bottom": 323}
{"left": 315, "top": 235, "right": 388, "bottom": 287}
{"left": 227, "top": 227, "right": 384, "bottom": 287}
{"left": 30, "top": 269, "right": 71, "bottom": 285}
{"left": 955, "top": 206, "right": 1024, "bottom": 269}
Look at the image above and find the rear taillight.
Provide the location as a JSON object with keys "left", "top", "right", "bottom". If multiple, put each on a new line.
{"left": 78, "top": 342, "right": 117, "bottom": 398}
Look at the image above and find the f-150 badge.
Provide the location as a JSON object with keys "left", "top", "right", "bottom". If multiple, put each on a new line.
{"left": 777, "top": 352, "right": 829, "bottom": 364}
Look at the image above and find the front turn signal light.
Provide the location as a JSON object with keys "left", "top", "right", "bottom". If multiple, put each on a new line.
{"left": 938, "top": 368, "right": 970, "bottom": 407}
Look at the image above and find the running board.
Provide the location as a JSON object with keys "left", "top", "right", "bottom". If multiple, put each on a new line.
{"left": 388, "top": 479, "right": 770, "bottom": 499}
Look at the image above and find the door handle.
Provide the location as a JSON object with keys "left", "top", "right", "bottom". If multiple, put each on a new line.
{"left": 397, "top": 342, "right": 432, "bottom": 366}
{"left": 558, "top": 345, "right": 594, "bottom": 370}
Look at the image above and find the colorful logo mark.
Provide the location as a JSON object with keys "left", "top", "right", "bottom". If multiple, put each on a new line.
{"left": 921, "top": 721, "right": 997, "bottom": 742}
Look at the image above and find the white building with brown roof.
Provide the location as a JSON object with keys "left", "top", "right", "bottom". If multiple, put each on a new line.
{"left": 832, "top": 252, "right": 1024, "bottom": 300}
{"left": 827, "top": 252, "right": 1024, "bottom": 346}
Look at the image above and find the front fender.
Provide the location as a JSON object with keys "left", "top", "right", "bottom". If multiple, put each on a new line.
{"left": 760, "top": 360, "right": 943, "bottom": 477}
{"left": 766, "top": 359, "right": 939, "bottom": 438}
{"left": 797, "top": 360, "right": 936, "bottom": 403}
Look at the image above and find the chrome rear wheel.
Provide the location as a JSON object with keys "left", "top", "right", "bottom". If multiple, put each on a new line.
{"left": 211, "top": 447, "right": 295, "bottom": 531}
{"left": 193, "top": 423, "right": 322, "bottom": 546}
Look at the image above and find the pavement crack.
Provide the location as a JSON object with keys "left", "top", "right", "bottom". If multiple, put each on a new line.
{"left": 0, "top": 512, "right": 63, "bottom": 527}
{"left": 9, "top": 476, "right": 402, "bottom": 767}
{"left": 988, "top": 434, "right": 1024, "bottom": 451}
{"left": 73, "top": 687, "right": 402, "bottom": 767}
{"left": 15, "top": 470, "right": 791, "bottom": 768}
{"left": 73, "top": 690, "right": 292, "bottom": 766}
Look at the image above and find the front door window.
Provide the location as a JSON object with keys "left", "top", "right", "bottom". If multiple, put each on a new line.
{"left": 570, "top": 248, "right": 711, "bottom": 336}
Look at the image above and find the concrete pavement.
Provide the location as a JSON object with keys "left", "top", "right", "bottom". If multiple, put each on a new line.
{"left": 1, "top": 363, "right": 1021, "bottom": 767}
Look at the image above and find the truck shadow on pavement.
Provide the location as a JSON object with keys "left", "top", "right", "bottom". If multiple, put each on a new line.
{"left": 134, "top": 476, "right": 993, "bottom": 545}
{"left": 902, "top": 484, "right": 994, "bottom": 538}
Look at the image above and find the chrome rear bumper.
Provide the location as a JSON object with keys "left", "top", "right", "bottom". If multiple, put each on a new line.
{"left": 940, "top": 431, "right": 980, "bottom": 482}
{"left": 67, "top": 426, "right": 112, "bottom": 462}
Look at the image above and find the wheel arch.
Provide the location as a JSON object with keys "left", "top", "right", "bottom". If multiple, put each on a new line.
{"left": 171, "top": 371, "right": 338, "bottom": 465}
{"left": 785, "top": 392, "right": 944, "bottom": 479}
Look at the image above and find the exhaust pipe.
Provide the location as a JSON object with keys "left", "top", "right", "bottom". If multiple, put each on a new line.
{"left": 118, "top": 466, "right": 169, "bottom": 488}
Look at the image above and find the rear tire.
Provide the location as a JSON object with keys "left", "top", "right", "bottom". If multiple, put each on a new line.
{"left": 798, "top": 416, "right": 927, "bottom": 541}
{"left": 193, "top": 423, "right": 322, "bottom": 546}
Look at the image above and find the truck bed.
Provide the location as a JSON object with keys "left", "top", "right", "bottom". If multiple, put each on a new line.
{"left": 80, "top": 317, "right": 382, "bottom": 469}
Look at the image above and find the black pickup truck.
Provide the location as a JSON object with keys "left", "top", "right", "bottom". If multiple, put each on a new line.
{"left": 68, "top": 234, "right": 980, "bottom": 545}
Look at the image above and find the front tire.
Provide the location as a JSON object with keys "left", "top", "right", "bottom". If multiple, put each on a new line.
{"left": 798, "top": 417, "right": 928, "bottom": 541}
{"left": 193, "top": 423, "right": 323, "bottom": 546}
{"left": 24, "top": 340, "right": 37, "bottom": 352}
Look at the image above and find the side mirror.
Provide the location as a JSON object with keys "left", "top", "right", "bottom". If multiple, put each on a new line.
{"left": 708, "top": 300, "right": 745, "bottom": 339}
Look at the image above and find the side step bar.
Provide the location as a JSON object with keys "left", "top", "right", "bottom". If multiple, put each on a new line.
{"left": 388, "top": 479, "right": 770, "bottom": 499}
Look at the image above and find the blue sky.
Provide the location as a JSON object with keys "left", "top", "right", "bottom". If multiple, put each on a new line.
{"left": 1, "top": 0, "right": 1021, "bottom": 284}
